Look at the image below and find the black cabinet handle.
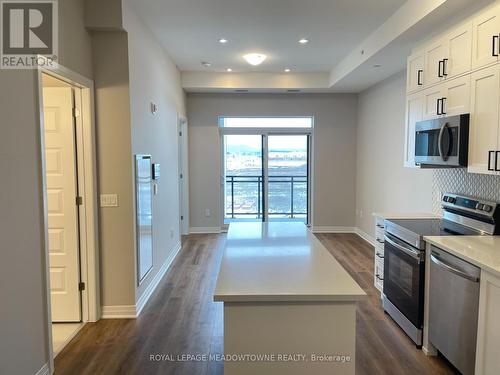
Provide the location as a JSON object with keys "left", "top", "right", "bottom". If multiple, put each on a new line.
{"left": 488, "top": 151, "right": 495, "bottom": 171}
{"left": 375, "top": 274, "right": 384, "bottom": 281}
{"left": 496, "top": 151, "right": 500, "bottom": 172}
{"left": 442, "top": 59, "right": 448, "bottom": 76}
{"left": 417, "top": 69, "right": 423, "bottom": 85}
{"left": 376, "top": 224, "right": 384, "bottom": 229}
{"left": 376, "top": 252, "right": 384, "bottom": 259}
{"left": 441, "top": 97, "right": 447, "bottom": 115}
{"left": 438, "top": 60, "right": 443, "bottom": 78}
{"left": 493, "top": 35, "right": 499, "bottom": 57}
{"left": 437, "top": 98, "right": 442, "bottom": 115}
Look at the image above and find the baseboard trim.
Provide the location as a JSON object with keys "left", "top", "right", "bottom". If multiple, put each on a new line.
{"left": 135, "top": 240, "right": 182, "bottom": 316}
{"left": 101, "top": 241, "right": 183, "bottom": 319}
{"left": 189, "top": 226, "right": 221, "bottom": 234}
{"left": 355, "top": 228, "right": 376, "bottom": 247}
{"left": 35, "top": 363, "right": 50, "bottom": 375}
{"left": 311, "top": 226, "right": 357, "bottom": 233}
{"left": 101, "top": 305, "right": 137, "bottom": 319}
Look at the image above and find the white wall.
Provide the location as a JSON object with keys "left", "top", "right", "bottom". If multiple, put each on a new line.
{"left": 186, "top": 93, "right": 358, "bottom": 230}
{"left": 123, "top": 4, "right": 186, "bottom": 304}
{"left": 355, "top": 72, "right": 434, "bottom": 236}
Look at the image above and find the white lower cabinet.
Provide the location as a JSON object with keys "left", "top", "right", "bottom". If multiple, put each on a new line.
{"left": 373, "top": 216, "right": 385, "bottom": 294}
{"left": 475, "top": 271, "right": 500, "bottom": 375}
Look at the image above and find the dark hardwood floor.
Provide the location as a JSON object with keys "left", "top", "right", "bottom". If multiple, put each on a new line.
{"left": 55, "top": 232, "right": 456, "bottom": 375}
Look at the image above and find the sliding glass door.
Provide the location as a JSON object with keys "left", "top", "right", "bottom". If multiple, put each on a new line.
{"left": 222, "top": 122, "right": 312, "bottom": 226}
{"left": 224, "top": 134, "right": 264, "bottom": 222}
{"left": 267, "top": 135, "right": 308, "bottom": 222}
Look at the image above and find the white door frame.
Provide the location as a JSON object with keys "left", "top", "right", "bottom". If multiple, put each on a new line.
{"left": 36, "top": 60, "right": 100, "bottom": 372}
{"left": 178, "top": 116, "right": 190, "bottom": 235}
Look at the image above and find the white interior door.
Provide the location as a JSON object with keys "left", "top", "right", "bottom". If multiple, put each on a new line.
{"left": 43, "top": 87, "right": 82, "bottom": 322}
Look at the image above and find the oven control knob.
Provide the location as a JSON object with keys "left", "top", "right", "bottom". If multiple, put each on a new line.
{"left": 443, "top": 196, "right": 449, "bottom": 202}
{"left": 476, "top": 203, "right": 484, "bottom": 210}
{"left": 448, "top": 197, "right": 456, "bottom": 204}
{"left": 483, "top": 205, "right": 492, "bottom": 212}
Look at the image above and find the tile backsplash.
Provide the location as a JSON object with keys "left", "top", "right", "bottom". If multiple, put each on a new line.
{"left": 432, "top": 169, "right": 500, "bottom": 213}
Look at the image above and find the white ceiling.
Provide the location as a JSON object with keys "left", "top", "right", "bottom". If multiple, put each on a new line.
{"left": 131, "top": 0, "right": 406, "bottom": 73}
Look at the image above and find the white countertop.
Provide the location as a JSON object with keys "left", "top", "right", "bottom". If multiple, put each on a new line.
{"left": 214, "top": 222, "right": 366, "bottom": 303}
{"left": 424, "top": 236, "right": 500, "bottom": 277}
{"left": 373, "top": 212, "right": 439, "bottom": 219}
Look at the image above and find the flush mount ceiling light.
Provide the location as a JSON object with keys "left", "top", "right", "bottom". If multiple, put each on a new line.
{"left": 219, "top": 38, "right": 228, "bottom": 44}
{"left": 298, "top": 38, "right": 309, "bottom": 44}
{"left": 201, "top": 61, "right": 212, "bottom": 67}
{"left": 243, "top": 53, "right": 267, "bottom": 66}
{"left": 226, "top": 68, "right": 232, "bottom": 72}
{"left": 284, "top": 68, "right": 291, "bottom": 72}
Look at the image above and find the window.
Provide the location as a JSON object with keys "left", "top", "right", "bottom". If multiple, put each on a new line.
{"left": 219, "top": 117, "right": 313, "bottom": 129}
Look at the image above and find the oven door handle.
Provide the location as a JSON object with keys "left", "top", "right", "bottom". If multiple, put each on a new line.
{"left": 384, "top": 235, "right": 421, "bottom": 261}
{"left": 438, "top": 121, "right": 449, "bottom": 161}
{"left": 430, "top": 254, "right": 480, "bottom": 282}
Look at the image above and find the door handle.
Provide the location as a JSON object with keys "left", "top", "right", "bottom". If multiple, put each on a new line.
{"left": 496, "top": 151, "right": 500, "bottom": 172}
{"left": 488, "top": 150, "right": 495, "bottom": 171}
{"left": 417, "top": 69, "right": 423, "bottom": 86}
{"left": 438, "top": 60, "right": 443, "bottom": 78}
{"left": 438, "top": 122, "right": 449, "bottom": 161}
{"left": 442, "top": 59, "right": 448, "bottom": 76}
{"left": 494, "top": 35, "right": 499, "bottom": 57}
{"left": 384, "top": 234, "right": 422, "bottom": 261}
{"left": 430, "top": 254, "right": 479, "bottom": 282}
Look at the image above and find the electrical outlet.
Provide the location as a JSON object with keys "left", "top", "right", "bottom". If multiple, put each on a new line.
{"left": 205, "top": 209, "right": 211, "bottom": 217}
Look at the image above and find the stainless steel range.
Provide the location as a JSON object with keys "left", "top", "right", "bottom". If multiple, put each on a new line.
{"left": 382, "top": 193, "right": 500, "bottom": 348}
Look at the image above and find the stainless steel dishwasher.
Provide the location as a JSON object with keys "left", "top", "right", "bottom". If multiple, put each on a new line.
{"left": 429, "top": 246, "right": 481, "bottom": 375}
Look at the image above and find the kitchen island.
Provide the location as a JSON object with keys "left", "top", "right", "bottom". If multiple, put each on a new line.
{"left": 214, "top": 222, "right": 366, "bottom": 375}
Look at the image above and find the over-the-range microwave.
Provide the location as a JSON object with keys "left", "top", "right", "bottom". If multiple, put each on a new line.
{"left": 414, "top": 114, "right": 469, "bottom": 168}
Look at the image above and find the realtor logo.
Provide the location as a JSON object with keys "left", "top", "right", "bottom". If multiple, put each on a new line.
{"left": 1, "top": 0, "right": 58, "bottom": 69}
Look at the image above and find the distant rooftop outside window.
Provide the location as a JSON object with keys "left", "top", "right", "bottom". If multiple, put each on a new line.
{"left": 220, "top": 117, "right": 313, "bottom": 128}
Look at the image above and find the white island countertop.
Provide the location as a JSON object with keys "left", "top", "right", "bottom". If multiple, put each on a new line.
{"left": 373, "top": 212, "right": 439, "bottom": 219}
{"left": 214, "top": 222, "right": 366, "bottom": 303}
{"left": 424, "top": 236, "right": 500, "bottom": 277}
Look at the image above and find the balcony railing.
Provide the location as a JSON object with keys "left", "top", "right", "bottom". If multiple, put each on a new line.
{"left": 225, "top": 175, "right": 307, "bottom": 219}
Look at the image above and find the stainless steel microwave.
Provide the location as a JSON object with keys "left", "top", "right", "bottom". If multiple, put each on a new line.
{"left": 414, "top": 114, "right": 469, "bottom": 168}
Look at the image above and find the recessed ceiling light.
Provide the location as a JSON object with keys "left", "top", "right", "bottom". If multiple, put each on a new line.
{"left": 284, "top": 68, "right": 291, "bottom": 72}
{"left": 243, "top": 53, "right": 267, "bottom": 66}
{"left": 226, "top": 68, "right": 232, "bottom": 72}
{"left": 201, "top": 61, "right": 211, "bottom": 67}
{"left": 298, "top": 38, "right": 309, "bottom": 44}
{"left": 373, "top": 64, "right": 382, "bottom": 68}
{"left": 219, "top": 38, "right": 228, "bottom": 44}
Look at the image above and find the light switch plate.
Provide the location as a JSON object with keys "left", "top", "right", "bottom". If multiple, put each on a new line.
{"left": 100, "top": 194, "right": 119, "bottom": 207}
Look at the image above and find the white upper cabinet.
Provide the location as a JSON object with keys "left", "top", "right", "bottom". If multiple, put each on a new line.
{"left": 469, "top": 65, "right": 500, "bottom": 175}
{"left": 441, "top": 75, "right": 471, "bottom": 117}
{"left": 407, "top": 51, "right": 425, "bottom": 93}
{"left": 472, "top": 5, "right": 500, "bottom": 70}
{"left": 422, "top": 86, "right": 443, "bottom": 120}
{"left": 424, "top": 40, "right": 447, "bottom": 87}
{"left": 404, "top": 93, "right": 424, "bottom": 167}
{"left": 445, "top": 23, "right": 473, "bottom": 78}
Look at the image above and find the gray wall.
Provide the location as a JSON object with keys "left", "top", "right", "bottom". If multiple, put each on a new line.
{"left": 0, "top": 1, "right": 93, "bottom": 373}
{"left": 186, "top": 93, "right": 358, "bottom": 230}
{"left": 123, "top": 5, "right": 186, "bottom": 304}
{"left": 355, "top": 72, "right": 434, "bottom": 236}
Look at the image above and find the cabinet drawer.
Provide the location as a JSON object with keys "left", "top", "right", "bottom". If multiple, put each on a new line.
{"left": 375, "top": 247, "right": 385, "bottom": 263}
{"left": 374, "top": 262, "right": 384, "bottom": 292}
